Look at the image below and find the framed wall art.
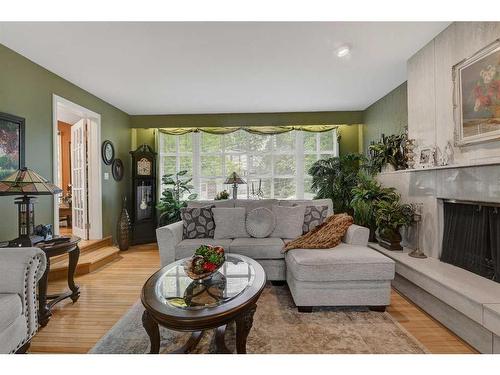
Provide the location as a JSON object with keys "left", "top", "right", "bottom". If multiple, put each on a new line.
{"left": 0, "top": 112, "right": 25, "bottom": 179}
{"left": 453, "top": 39, "right": 500, "bottom": 146}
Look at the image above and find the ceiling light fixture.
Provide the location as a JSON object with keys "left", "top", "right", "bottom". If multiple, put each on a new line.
{"left": 335, "top": 44, "right": 351, "bottom": 58}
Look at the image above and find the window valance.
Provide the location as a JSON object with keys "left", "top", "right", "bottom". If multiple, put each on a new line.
{"left": 158, "top": 125, "right": 344, "bottom": 136}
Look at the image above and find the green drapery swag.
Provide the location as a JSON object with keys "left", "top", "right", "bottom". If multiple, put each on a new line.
{"left": 157, "top": 125, "right": 346, "bottom": 136}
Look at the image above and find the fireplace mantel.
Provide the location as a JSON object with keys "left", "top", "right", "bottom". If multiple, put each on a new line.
{"left": 378, "top": 160, "right": 500, "bottom": 175}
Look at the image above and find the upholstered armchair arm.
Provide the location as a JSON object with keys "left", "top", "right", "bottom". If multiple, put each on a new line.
{"left": 0, "top": 247, "right": 46, "bottom": 340}
{"left": 156, "top": 221, "right": 184, "bottom": 267}
{"left": 343, "top": 224, "right": 370, "bottom": 246}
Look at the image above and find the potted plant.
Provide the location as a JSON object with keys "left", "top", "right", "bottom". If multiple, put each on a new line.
{"left": 350, "top": 171, "right": 399, "bottom": 241}
{"left": 157, "top": 170, "right": 197, "bottom": 226}
{"left": 374, "top": 198, "right": 414, "bottom": 250}
{"left": 369, "top": 133, "right": 407, "bottom": 172}
{"left": 308, "top": 153, "right": 366, "bottom": 214}
{"left": 214, "top": 190, "right": 229, "bottom": 200}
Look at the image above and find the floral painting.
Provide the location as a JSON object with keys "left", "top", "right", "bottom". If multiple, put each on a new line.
{"left": 454, "top": 40, "right": 500, "bottom": 146}
{"left": 0, "top": 113, "right": 25, "bottom": 180}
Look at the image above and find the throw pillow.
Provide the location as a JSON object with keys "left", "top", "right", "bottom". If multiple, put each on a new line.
{"left": 270, "top": 205, "right": 307, "bottom": 239}
{"left": 283, "top": 213, "right": 353, "bottom": 252}
{"left": 180, "top": 205, "right": 215, "bottom": 239}
{"left": 302, "top": 205, "right": 329, "bottom": 234}
{"left": 212, "top": 207, "right": 250, "bottom": 239}
{"left": 246, "top": 207, "right": 276, "bottom": 238}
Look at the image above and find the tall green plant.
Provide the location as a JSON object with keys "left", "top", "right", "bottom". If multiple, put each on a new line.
{"left": 374, "top": 199, "right": 413, "bottom": 232}
{"left": 158, "top": 170, "right": 197, "bottom": 226}
{"left": 308, "top": 153, "right": 365, "bottom": 214}
{"left": 350, "top": 171, "right": 399, "bottom": 236}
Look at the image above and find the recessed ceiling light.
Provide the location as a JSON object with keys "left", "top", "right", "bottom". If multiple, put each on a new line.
{"left": 335, "top": 44, "right": 351, "bottom": 58}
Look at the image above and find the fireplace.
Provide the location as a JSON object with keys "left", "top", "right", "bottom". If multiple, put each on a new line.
{"left": 440, "top": 200, "right": 500, "bottom": 283}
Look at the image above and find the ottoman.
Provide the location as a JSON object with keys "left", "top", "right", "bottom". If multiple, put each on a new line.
{"left": 285, "top": 244, "right": 395, "bottom": 312}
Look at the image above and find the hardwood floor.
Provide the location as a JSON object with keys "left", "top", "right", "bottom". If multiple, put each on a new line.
{"left": 30, "top": 243, "right": 477, "bottom": 354}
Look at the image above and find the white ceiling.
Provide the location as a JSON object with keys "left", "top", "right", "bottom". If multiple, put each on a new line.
{"left": 0, "top": 22, "right": 450, "bottom": 115}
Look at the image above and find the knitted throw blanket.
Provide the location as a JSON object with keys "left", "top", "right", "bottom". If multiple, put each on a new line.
{"left": 283, "top": 213, "right": 353, "bottom": 252}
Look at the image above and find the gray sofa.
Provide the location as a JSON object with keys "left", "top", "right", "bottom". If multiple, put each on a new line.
{"left": 156, "top": 198, "right": 395, "bottom": 311}
{"left": 0, "top": 247, "right": 46, "bottom": 353}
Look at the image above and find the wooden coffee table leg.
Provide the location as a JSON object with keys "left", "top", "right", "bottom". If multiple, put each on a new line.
{"left": 214, "top": 325, "right": 230, "bottom": 354}
{"left": 38, "top": 257, "right": 51, "bottom": 327}
{"left": 68, "top": 246, "right": 81, "bottom": 302}
{"left": 170, "top": 331, "right": 204, "bottom": 354}
{"left": 142, "top": 310, "right": 160, "bottom": 354}
{"left": 235, "top": 304, "right": 257, "bottom": 354}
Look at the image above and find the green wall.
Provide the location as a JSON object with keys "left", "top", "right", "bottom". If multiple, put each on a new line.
{"left": 0, "top": 44, "right": 131, "bottom": 241}
{"left": 362, "top": 82, "right": 408, "bottom": 154}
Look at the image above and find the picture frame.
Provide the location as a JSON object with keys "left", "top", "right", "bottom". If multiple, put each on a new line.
{"left": 0, "top": 112, "right": 25, "bottom": 180}
{"left": 419, "top": 147, "right": 435, "bottom": 168}
{"left": 453, "top": 39, "right": 500, "bottom": 147}
{"left": 101, "top": 140, "right": 115, "bottom": 165}
{"left": 112, "top": 158, "right": 124, "bottom": 181}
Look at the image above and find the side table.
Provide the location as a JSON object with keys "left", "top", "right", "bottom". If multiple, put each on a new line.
{"left": 36, "top": 236, "right": 81, "bottom": 327}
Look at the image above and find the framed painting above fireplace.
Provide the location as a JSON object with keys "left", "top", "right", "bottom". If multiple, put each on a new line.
{"left": 453, "top": 39, "right": 500, "bottom": 147}
{"left": 0, "top": 112, "right": 25, "bottom": 179}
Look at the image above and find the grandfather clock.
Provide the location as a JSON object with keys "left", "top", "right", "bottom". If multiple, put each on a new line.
{"left": 130, "top": 144, "right": 157, "bottom": 244}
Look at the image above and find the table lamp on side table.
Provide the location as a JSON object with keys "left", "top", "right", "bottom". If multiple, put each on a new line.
{"left": 0, "top": 167, "right": 62, "bottom": 247}
{"left": 224, "top": 172, "right": 246, "bottom": 200}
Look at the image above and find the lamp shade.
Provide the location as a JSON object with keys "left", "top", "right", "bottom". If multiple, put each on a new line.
{"left": 224, "top": 171, "right": 246, "bottom": 185}
{"left": 0, "top": 167, "right": 62, "bottom": 195}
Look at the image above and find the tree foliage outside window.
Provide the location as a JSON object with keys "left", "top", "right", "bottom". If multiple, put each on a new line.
{"left": 159, "top": 129, "right": 338, "bottom": 200}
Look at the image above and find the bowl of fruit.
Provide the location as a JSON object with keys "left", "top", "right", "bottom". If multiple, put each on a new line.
{"left": 183, "top": 245, "right": 225, "bottom": 281}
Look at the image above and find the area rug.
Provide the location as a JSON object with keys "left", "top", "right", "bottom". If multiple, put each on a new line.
{"left": 89, "top": 284, "right": 427, "bottom": 354}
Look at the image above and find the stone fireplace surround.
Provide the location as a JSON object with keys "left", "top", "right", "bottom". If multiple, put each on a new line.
{"left": 374, "top": 163, "right": 500, "bottom": 353}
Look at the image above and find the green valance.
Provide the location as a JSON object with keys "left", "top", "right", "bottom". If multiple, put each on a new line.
{"left": 158, "top": 125, "right": 345, "bottom": 136}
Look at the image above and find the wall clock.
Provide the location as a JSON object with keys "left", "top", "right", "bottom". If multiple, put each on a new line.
{"left": 101, "top": 140, "right": 115, "bottom": 165}
{"left": 112, "top": 158, "right": 124, "bottom": 181}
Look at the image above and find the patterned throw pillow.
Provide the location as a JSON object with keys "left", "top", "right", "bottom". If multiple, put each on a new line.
{"left": 180, "top": 205, "right": 215, "bottom": 239}
{"left": 302, "top": 205, "right": 328, "bottom": 234}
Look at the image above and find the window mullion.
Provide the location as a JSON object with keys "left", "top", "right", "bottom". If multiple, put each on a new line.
{"left": 192, "top": 132, "right": 200, "bottom": 196}
{"left": 295, "top": 131, "right": 304, "bottom": 199}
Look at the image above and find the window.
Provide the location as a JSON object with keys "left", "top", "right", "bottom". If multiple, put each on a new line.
{"left": 159, "top": 128, "right": 338, "bottom": 200}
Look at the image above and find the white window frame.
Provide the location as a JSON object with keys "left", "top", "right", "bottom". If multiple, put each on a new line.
{"left": 158, "top": 128, "right": 338, "bottom": 200}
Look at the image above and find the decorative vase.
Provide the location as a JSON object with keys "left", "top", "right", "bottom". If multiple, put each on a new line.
{"left": 117, "top": 196, "right": 131, "bottom": 251}
{"left": 376, "top": 227, "right": 403, "bottom": 251}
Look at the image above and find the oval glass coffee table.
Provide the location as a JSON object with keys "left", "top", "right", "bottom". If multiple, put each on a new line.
{"left": 141, "top": 253, "right": 266, "bottom": 354}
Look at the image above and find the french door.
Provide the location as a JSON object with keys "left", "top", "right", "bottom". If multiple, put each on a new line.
{"left": 70, "top": 119, "right": 88, "bottom": 240}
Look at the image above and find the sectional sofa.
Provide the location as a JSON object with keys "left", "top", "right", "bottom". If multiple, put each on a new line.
{"left": 156, "top": 198, "right": 395, "bottom": 311}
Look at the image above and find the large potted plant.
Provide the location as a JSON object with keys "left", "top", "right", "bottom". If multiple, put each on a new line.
{"left": 157, "top": 170, "right": 197, "bottom": 226}
{"left": 308, "top": 153, "right": 365, "bottom": 214}
{"left": 374, "top": 198, "right": 414, "bottom": 250}
{"left": 368, "top": 133, "right": 407, "bottom": 173}
{"left": 350, "top": 171, "right": 399, "bottom": 241}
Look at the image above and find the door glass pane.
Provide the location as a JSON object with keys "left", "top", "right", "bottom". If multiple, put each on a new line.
{"left": 274, "top": 155, "right": 296, "bottom": 175}
{"left": 274, "top": 178, "right": 295, "bottom": 199}
{"left": 304, "top": 154, "right": 317, "bottom": 175}
{"left": 304, "top": 178, "right": 315, "bottom": 199}
{"left": 199, "top": 178, "right": 225, "bottom": 200}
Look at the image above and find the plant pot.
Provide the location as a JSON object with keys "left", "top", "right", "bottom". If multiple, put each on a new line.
{"left": 376, "top": 227, "right": 403, "bottom": 251}
{"left": 381, "top": 163, "right": 396, "bottom": 173}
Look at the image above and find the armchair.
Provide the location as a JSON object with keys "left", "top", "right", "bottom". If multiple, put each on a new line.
{"left": 0, "top": 247, "right": 46, "bottom": 353}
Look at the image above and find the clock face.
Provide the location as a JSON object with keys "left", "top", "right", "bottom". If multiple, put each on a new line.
{"left": 137, "top": 157, "right": 152, "bottom": 176}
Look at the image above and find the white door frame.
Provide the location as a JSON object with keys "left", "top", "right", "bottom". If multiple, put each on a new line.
{"left": 52, "top": 94, "right": 103, "bottom": 240}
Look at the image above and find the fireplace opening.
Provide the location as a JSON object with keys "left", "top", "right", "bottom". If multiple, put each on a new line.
{"left": 440, "top": 200, "right": 500, "bottom": 283}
